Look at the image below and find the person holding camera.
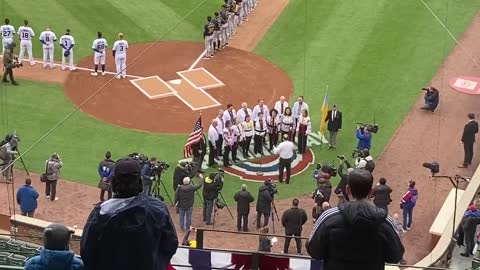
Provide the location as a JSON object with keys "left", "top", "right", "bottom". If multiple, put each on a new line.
{"left": 335, "top": 156, "right": 353, "bottom": 202}
{"left": 282, "top": 198, "right": 307, "bottom": 254}
{"left": 420, "top": 86, "right": 439, "bottom": 112}
{"left": 175, "top": 176, "right": 204, "bottom": 232}
{"left": 173, "top": 161, "right": 193, "bottom": 192}
{"left": 355, "top": 149, "right": 375, "bottom": 173}
{"left": 203, "top": 172, "right": 224, "bottom": 225}
{"left": 45, "top": 153, "right": 63, "bottom": 201}
{"left": 256, "top": 180, "right": 275, "bottom": 229}
{"left": 141, "top": 157, "right": 158, "bottom": 197}
{"left": 355, "top": 125, "right": 371, "bottom": 150}
{"left": 325, "top": 104, "right": 342, "bottom": 149}
{"left": 0, "top": 134, "right": 18, "bottom": 179}
{"left": 98, "top": 151, "right": 114, "bottom": 201}
{"left": 2, "top": 41, "right": 19, "bottom": 86}
{"left": 371, "top": 178, "right": 392, "bottom": 214}
{"left": 274, "top": 134, "right": 295, "bottom": 184}
{"left": 234, "top": 184, "right": 254, "bottom": 232}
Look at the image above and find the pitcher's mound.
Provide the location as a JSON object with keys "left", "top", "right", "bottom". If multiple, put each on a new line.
{"left": 64, "top": 41, "right": 294, "bottom": 134}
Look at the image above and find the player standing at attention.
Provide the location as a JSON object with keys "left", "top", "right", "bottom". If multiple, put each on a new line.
{"left": 0, "top": 18, "right": 15, "bottom": 54}
{"left": 203, "top": 16, "right": 215, "bottom": 59}
{"left": 17, "top": 20, "right": 35, "bottom": 66}
{"left": 112, "top": 33, "right": 128, "bottom": 79}
{"left": 212, "top": 12, "right": 221, "bottom": 51}
{"left": 91, "top": 32, "right": 108, "bottom": 76}
{"left": 220, "top": 7, "right": 229, "bottom": 48}
{"left": 39, "top": 27, "right": 57, "bottom": 69}
{"left": 59, "top": 29, "right": 75, "bottom": 71}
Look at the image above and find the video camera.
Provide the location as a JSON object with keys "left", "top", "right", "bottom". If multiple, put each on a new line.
{"left": 423, "top": 161, "right": 439, "bottom": 175}
{"left": 357, "top": 122, "right": 379, "bottom": 134}
{"left": 129, "top": 152, "right": 149, "bottom": 167}
{"left": 315, "top": 163, "right": 337, "bottom": 177}
{"left": 153, "top": 161, "right": 170, "bottom": 175}
{"left": 12, "top": 57, "right": 23, "bottom": 68}
{"left": 265, "top": 178, "right": 278, "bottom": 197}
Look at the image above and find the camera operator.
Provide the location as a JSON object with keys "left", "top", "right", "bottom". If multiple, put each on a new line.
{"left": 2, "top": 42, "right": 19, "bottom": 86}
{"left": 173, "top": 161, "right": 193, "bottom": 192}
{"left": 420, "top": 86, "right": 439, "bottom": 112}
{"left": 203, "top": 172, "right": 224, "bottom": 225}
{"left": 335, "top": 155, "right": 353, "bottom": 202}
{"left": 0, "top": 134, "right": 18, "bottom": 179}
{"left": 256, "top": 180, "right": 275, "bottom": 229}
{"left": 354, "top": 149, "right": 375, "bottom": 173}
{"left": 141, "top": 157, "right": 158, "bottom": 197}
{"left": 355, "top": 125, "right": 371, "bottom": 150}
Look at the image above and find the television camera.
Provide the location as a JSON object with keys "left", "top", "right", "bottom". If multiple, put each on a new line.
{"left": 356, "top": 122, "right": 379, "bottom": 134}
{"left": 315, "top": 163, "right": 337, "bottom": 177}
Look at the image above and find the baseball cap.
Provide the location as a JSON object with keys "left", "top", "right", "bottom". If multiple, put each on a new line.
{"left": 114, "top": 158, "right": 141, "bottom": 177}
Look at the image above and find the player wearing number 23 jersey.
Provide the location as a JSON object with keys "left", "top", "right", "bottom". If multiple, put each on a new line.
{"left": 39, "top": 28, "right": 57, "bottom": 69}
{"left": 91, "top": 32, "right": 108, "bottom": 76}
{"left": 112, "top": 33, "right": 128, "bottom": 79}
{"left": 0, "top": 18, "right": 15, "bottom": 54}
{"left": 17, "top": 19, "right": 35, "bottom": 65}
{"left": 59, "top": 29, "right": 75, "bottom": 71}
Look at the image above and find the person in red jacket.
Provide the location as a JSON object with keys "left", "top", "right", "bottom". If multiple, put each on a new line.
{"left": 400, "top": 180, "right": 418, "bottom": 231}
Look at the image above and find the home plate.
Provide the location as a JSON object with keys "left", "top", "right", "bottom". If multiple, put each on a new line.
{"left": 169, "top": 79, "right": 181, "bottom": 85}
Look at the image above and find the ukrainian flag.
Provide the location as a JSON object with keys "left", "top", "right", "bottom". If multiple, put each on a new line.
{"left": 319, "top": 92, "right": 328, "bottom": 136}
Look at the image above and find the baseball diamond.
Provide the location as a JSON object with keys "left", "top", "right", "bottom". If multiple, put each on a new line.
{"left": 0, "top": 0, "right": 478, "bottom": 269}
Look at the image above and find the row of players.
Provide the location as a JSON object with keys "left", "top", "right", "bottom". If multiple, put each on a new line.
{"left": 0, "top": 18, "right": 129, "bottom": 78}
{"left": 203, "top": 0, "right": 258, "bottom": 58}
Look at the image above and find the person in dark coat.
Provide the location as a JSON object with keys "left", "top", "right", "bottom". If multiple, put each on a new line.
{"left": 458, "top": 113, "right": 479, "bottom": 168}
{"left": 371, "top": 177, "right": 392, "bottom": 214}
{"left": 306, "top": 169, "right": 404, "bottom": 270}
{"left": 258, "top": 226, "right": 272, "bottom": 252}
{"left": 420, "top": 86, "right": 439, "bottom": 112}
{"left": 203, "top": 173, "right": 223, "bottom": 225}
{"left": 281, "top": 198, "right": 307, "bottom": 254}
{"left": 256, "top": 180, "right": 274, "bottom": 229}
{"left": 175, "top": 176, "right": 203, "bottom": 232}
{"left": 234, "top": 184, "right": 254, "bottom": 231}
{"left": 461, "top": 213, "right": 480, "bottom": 257}
{"left": 16, "top": 178, "right": 39, "bottom": 217}
{"left": 325, "top": 104, "right": 342, "bottom": 149}
{"left": 25, "top": 223, "right": 84, "bottom": 270}
{"left": 334, "top": 157, "right": 352, "bottom": 202}
{"left": 173, "top": 161, "right": 191, "bottom": 192}
{"left": 191, "top": 133, "right": 207, "bottom": 174}
{"left": 81, "top": 158, "right": 178, "bottom": 270}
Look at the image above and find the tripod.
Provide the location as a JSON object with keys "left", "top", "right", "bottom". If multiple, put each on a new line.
{"left": 212, "top": 191, "right": 234, "bottom": 229}
{"left": 151, "top": 175, "right": 174, "bottom": 206}
{"left": 271, "top": 200, "right": 280, "bottom": 233}
{"left": 15, "top": 149, "right": 29, "bottom": 175}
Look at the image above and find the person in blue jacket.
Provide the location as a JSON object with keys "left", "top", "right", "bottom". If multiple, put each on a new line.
{"left": 355, "top": 126, "right": 372, "bottom": 150}
{"left": 81, "top": 158, "right": 178, "bottom": 270}
{"left": 16, "top": 178, "right": 39, "bottom": 217}
{"left": 24, "top": 223, "right": 84, "bottom": 270}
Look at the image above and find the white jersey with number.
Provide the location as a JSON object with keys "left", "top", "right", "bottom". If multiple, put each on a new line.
{"left": 59, "top": 35, "right": 75, "bottom": 50}
{"left": 17, "top": 26, "right": 35, "bottom": 41}
{"left": 113, "top": 40, "right": 128, "bottom": 58}
{"left": 39, "top": 30, "right": 57, "bottom": 48}
{"left": 92, "top": 38, "right": 108, "bottom": 54}
{"left": 0, "top": 25, "right": 15, "bottom": 39}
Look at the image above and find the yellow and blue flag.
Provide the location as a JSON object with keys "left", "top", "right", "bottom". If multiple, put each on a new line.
{"left": 319, "top": 92, "right": 328, "bottom": 136}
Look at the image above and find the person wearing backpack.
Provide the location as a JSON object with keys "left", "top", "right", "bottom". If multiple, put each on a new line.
{"left": 355, "top": 149, "right": 375, "bottom": 173}
{"left": 45, "top": 153, "right": 63, "bottom": 201}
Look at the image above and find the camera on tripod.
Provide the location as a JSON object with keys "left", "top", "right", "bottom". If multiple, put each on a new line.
{"left": 357, "top": 122, "right": 379, "bottom": 134}
{"left": 153, "top": 161, "right": 169, "bottom": 175}
{"left": 423, "top": 161, "right": 439, "bottom": 175}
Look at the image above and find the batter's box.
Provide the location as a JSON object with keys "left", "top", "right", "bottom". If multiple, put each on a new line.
{"left": 178, "top": 68, "right": 224, "bottom": 89}
{"left": 130, "top": 76, "right": 177, "bottom": 99}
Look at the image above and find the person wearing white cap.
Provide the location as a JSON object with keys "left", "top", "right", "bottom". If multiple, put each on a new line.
{"left": 175, "top": 175, "right": 204, "bottom": 231}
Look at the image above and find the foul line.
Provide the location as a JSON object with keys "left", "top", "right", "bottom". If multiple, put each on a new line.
{"left": 420, "top": 0, "right": 480, "bottom": 68}
{"left": 188, "top": 49, "right": 207, "bottom": 70}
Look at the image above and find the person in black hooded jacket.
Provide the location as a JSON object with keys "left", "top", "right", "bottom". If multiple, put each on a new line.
{"left": 256, "top": 180, "right": 274, "bottom": 229}
{"left": 306, "top": 169, "right": 404, "bottom": 270}
{"left": 81, "top": 158, "right": 178, "bottom": 270}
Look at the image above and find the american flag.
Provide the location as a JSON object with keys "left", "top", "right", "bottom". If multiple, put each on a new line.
{"left": 183, "top": 117, "right": 203, "bottom": 158}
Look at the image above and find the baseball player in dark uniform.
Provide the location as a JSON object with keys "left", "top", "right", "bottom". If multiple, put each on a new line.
{"left": 212, "top": 12, "right": 222, "bottom": 51}
{"left": 203, "top": 16, "right": 215, "bottom": 59}
{"left": 220, "top": 7, "right": 229, "bottom": 48}
{"left": 2, "top": 42, "right": 19, "bottom": 86}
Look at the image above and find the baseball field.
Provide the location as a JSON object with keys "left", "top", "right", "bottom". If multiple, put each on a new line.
{"left": 0, "top": 0, "right": 479, "bottom": 202}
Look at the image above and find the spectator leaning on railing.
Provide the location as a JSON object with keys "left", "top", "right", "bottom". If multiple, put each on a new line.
{"left": 25, "top": 223, "right": 84, "bottom": 270}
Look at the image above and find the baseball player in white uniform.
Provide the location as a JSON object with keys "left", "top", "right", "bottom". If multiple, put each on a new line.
{"left": 59, "top": 29, "right": 75, "bottom": 71}
{"left": 91, "top": 32, "right": 108, "bottom": 76}
{"left": 39, "top": 27, "right": 57, "bottom": 68}
{"left": 112, "top": 33, "right": 128, "bottom": 79}
{"left": 0, "top": 18, "right": 15, "bottom": 54}
{"left": 17, "top": 19, "right": 35, "bottom": 65}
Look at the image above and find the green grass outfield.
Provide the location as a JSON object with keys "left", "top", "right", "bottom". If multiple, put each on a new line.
{"left": 0, "top": 0, "right": 478, "bottom": 204}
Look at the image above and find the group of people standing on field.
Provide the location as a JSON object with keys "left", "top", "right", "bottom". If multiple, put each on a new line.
{"left": 207, "top": 96, "right": 312, "bottom": 167}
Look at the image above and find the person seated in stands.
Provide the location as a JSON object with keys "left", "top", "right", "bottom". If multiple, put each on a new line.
{"left": 420, "top": 86, "right": 439, "bottom": 112}
{"left": 25, "top": 223, "right": 84, "bottom": 270}
{"left": 81, "top": 158, "right": 178, "bottom": 270}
